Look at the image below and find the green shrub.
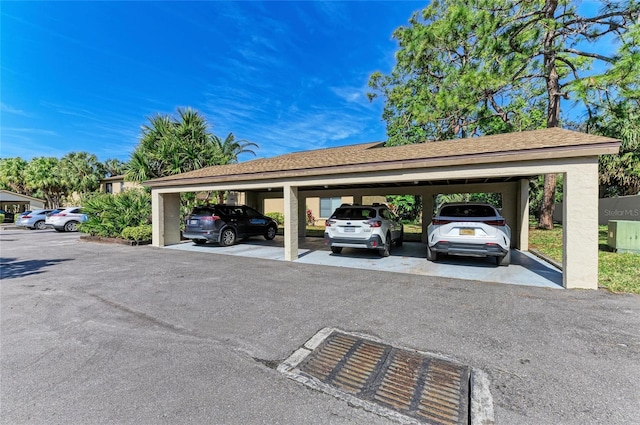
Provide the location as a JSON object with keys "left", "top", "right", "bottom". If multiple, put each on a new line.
{"left": 265, "top": 212, "right": 284, "bottom": 225}
{"left": 121, "top": 225, "right": 152, "bottom": 243}
{"left": 0, "top": 213, "right": 4, "bottom": 223}
{"left": 79, "top": 189, "right": 151, "bottom": 238}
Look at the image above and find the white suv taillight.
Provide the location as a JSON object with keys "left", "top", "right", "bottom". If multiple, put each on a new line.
{"left": 366, "top": 219, "right": 382, "bottom": 228}
{"left": 325, "top": 219, "right": 335, "bottom": 227}
{"left": 483, "top": 219, "right": 505, "bottom": 226}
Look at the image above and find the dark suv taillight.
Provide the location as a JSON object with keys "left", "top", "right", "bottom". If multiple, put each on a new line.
{"left": 198, "top": 215, "right": 220, "bottom": 221}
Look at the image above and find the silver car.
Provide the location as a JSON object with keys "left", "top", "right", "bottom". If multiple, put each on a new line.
{"left": 45, "top": 207, "right": 87, "bottom": 232}
{"left": 427, "top": 202, "right": 511, "bottom": 266}
{"left": 15, "top": 209, "right": 54, "bottom": 230}
{"left": 324, "top": 203, "right": 404, "bottom": 257}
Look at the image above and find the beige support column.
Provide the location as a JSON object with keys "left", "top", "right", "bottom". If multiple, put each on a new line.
{"left": 517, "top": 179, "right": 530, "bottom": 251}
{"left": 500, "top": 183, "right": 518, "bottom": 249}
{"left": 563, "top": 160, "right": 599, "bottom": 289}
{"left": 151, "top": 191, "right": 181, "bottom": 247}
{"left": 298, "top": 194, "right": 307, "bottom": 237}
{"left": 284, "top": 185, "right": 299, "bottom": 261}
{"left": 244, "top": 191, "right": 259, "bottom": 210}
{"left": 422, "top": 191, "right": 435, "bottom": 244}
{"left": 352, "top": 195, "right": 363, "bottom": 205}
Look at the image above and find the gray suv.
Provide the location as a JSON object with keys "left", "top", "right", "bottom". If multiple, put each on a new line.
{"left": 183, "top": 204, "right": 278, "bottom": 246}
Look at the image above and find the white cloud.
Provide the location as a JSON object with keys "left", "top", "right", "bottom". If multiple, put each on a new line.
{"left": 0, "top": 103, "right": 29, "bottom": 116}
{"left": 2, "top": 127, "right": 57, "bottom": 136}
{"left": 330, "top": 86, "right": 363, "bottom": 103}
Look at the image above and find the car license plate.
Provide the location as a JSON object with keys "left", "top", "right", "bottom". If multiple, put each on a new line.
{"left": 189, "top": 219, "right": 198, "bottom": 225}
{"left": 460, "top": 228, "right": 475, "bottom": 235}
{"left": 344, "top": 227, "right": 355, "bottom": 232}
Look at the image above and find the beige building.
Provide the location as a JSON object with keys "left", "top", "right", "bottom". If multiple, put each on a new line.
{"left": 263, "top": 195, "right": 386, "bottom": 225}
{"left": 144, "top": 128, "right": 620, "bottom": 290}
{"left": 99, "top": 175, "right": 141, "bottom": 194}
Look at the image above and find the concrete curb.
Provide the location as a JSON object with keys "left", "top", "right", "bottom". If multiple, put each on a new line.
{"left": 528, "top": 249, "right": 563, "bottom": 271}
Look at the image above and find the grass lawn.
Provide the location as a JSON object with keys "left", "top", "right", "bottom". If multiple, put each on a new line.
{"left": 529, "top": 224, "right": 640, "bottom": 294}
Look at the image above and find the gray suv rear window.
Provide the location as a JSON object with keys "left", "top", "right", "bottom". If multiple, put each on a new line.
{"left": 192, "top": 207, "right": 216, "bottom": 215}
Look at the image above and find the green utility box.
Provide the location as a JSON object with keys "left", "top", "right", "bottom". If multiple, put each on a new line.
{"left": 607, "top": 220, "right": 640, "bottom": 254}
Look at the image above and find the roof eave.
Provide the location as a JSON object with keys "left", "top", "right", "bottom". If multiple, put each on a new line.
{"left": 143, "top": 141, "right": 620, "bottom": 189}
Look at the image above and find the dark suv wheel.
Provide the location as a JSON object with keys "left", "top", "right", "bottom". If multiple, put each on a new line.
{"left": 220, "top": 228, "right": 236, "bottom": 246}
{"left": 265, "top": 225, "right": 277, "bottom": 240}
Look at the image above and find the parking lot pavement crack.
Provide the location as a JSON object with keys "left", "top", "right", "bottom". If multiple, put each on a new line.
{"left": 86, "top": 293, "right": 202, "bottom": 339}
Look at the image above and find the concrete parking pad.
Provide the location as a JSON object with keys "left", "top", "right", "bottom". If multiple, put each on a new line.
{"left": 166, "top": 236, "right": 562, "bottom": 289}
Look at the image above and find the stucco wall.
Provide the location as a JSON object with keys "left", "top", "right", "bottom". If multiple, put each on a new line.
{"left": 263, "top": 195, "right": 386, "bottom": 222}
{"left": 553, "top": 195, "right": 640, "bottom": 225}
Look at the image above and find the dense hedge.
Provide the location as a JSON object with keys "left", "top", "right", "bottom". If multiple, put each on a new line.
{"left": 265, "top": 212, "right": 284, "bottom": 225}
{"left": 121, "top": 224, "right": 152, "bottom": 243}
{"left": 79, "top": 189, "right": 151, "bottom": 238}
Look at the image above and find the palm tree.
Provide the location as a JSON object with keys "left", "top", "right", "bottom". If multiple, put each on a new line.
{"left": 212, "top": 132, "right": 259, "bottom": 165}
{"left": 60, "top": 152, "right": 104, "bottom": 194}
{"left": 103, "top": 159, "right": 127, "bottom": 177}
{"left": 0, "top": 157, "right": 28, "bottom": 194}
{"left": 212, "top": 133, "right": 260, "bottom": 202}
{"left": 126, "top": 107, "right": 261, "bottom": 204}
{"left": 24, "top": 157, "right": 67, "bottom": 208}
{"left": 126, "top": 108, "right": 222, "bottom": 182}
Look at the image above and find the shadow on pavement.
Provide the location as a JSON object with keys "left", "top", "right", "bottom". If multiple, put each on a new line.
{"left": 0, "top": 257, "right": 72, "bottom": 280}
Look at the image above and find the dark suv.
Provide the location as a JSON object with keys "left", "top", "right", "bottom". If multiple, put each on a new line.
{"left": 0, "top": 209, "right": 15, "bottom": 223}
{"left": 183, "top": 204, "right": 278, "bottom": 246}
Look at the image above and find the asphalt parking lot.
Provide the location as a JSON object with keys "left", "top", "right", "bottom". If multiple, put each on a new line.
{"left": 1, "top": 228, "right": 639, "bottom": 424}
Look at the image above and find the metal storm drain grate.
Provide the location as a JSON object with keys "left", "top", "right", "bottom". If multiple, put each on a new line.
{"left": 278, "top": 329, "right": 471, "bottom": 425}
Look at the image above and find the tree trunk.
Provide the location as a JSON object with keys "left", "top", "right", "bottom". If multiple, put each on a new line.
{"left": 538, "top": 173, "right": 557, "bottom": 229}
{"left": 537, "top": 0, "right": 560, "bottom": 230}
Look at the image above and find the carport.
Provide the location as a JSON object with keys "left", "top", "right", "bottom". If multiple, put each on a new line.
{"left": 144, "top": 128, "right": 620, "bottom": 290}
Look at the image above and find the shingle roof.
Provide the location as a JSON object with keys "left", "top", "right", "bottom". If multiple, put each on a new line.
{"left": 144, "top": 128, "right": 619, "bottom": 187}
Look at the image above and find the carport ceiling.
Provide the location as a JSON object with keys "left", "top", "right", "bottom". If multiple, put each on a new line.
{"left": 247, "top": 176, "right": 535, "bottom": 194}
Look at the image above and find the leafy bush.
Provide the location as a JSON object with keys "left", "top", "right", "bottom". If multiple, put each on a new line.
{"left": 386, "top": 195, "right": 422, "bottom": 222}
{"left": 0, "top": 213, "right": 4, "bottom": 223}
{"left": 265, "top": 212, "right": 284, "bottom": 225}
{"left": 79, "top": 189, "right": 151, "bottom": 238}
{"left": 121, "top": 225, "right": 152, "bottom": 243}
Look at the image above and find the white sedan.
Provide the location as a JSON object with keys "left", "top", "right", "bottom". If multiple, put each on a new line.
{"left": 45, "top": 207, "right": 87, "bottom": 232}
{"left": 426, "top": 202, "right": 511, "bottom": 266}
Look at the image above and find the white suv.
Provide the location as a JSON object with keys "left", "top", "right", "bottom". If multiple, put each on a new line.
{"left": 427, "top": 202, "right": 511, "bottom": 266}
{"left": 45, "top": 207, "right": 87, "bottom": 232}
{"left": 324, "top": 204, "right": 404, "bottom": 257}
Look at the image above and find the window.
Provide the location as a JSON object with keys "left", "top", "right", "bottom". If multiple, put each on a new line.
{"left": 244, "top": 207, "right": 262, "bottom": 218}
{"left": 105, "top": 183, "right": 113, "bottom": 194}
{"left": 333, "top": 207, "right": 376, "bottom": 220}
{"left": 320, "top": 197, "right": 342, "bottom": 218}
{"left": 120, "top": 182, "right": 125, "bottom": 192}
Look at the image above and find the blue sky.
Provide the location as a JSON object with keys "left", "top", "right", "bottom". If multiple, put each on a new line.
{"left": 1, "top": 1, "right": 426, "bottom": 162}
